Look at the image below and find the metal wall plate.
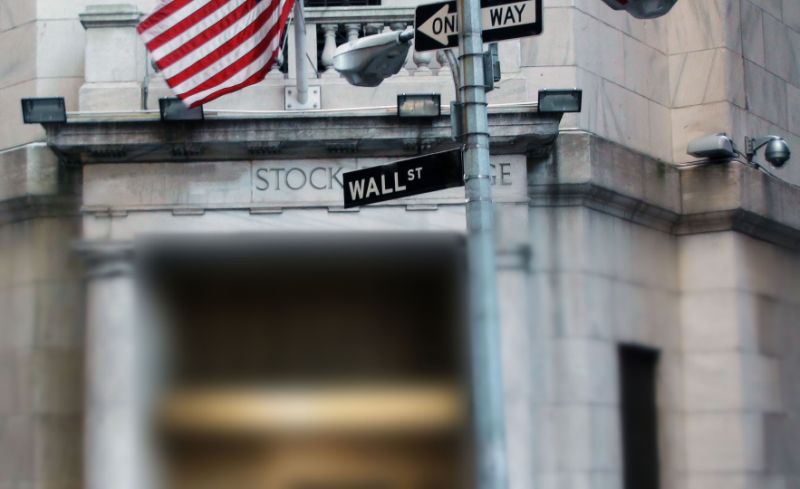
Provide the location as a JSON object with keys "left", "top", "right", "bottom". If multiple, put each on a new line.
{"left": 285, "top": 86, "right": 321, "bottom": 110}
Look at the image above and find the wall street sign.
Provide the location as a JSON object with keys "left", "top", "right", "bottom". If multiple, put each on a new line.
{"left": 342, "top": 149, "right": 464, "bottom": 208}
{"left": 414, "top": 0, "right": 543, "bottom": 52}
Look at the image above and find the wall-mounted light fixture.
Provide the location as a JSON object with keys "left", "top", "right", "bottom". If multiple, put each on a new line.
{"left": 687, "top": 133, "right": 736, "bottom": 160}
{"left": 538, "top": 89, "right": 583, "bottom": 114}
{"left": 397, "top": 94, "right": 442, "bottom": 118}
{"left": 21, "top": 97, "right": 67, "bottom": 124}
{"left": 159, "top": 98, "right": 204, "bottom": 122}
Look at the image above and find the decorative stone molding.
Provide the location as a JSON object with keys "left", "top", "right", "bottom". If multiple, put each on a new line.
{"left": 0, "top": 195, "right": 80, "bottom": 225}
{"left": 247, "top": 142, "right": 283, "bottom": 155}
{"left": 75, "top": 241, "right": 135, "bottom": 278}
{"left": 45, "top": 109, "right": 562, "bottom": 163}
{"left": 304, "top": 6, "right": 414, "bottom": 25}
{"left": 79, "top": 4, "right": 142, "bottom": 29}
{"left": 0, "top": 144, "right": 81, "bottom": 224}
{"left": 326, "top": 141, "right": 359, "bottom": 154}
{"left": 532, "top": 132, "right": 800, "bottom": 250}
{"left": 529, "top": 182, "right": 680, "bottom": 234}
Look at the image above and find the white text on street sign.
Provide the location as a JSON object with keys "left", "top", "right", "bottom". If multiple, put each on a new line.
{"left": 414, "top": 0, "right": 542, "bottom": 51}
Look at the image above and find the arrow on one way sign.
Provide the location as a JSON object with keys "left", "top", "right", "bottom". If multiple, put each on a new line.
{"left": 418, "top": 4, "right": 458, "bottom": 47}
{"left": 414, "top": 0, "right": 542, "bottom": 52}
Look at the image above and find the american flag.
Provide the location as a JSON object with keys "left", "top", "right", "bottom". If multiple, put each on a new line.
{"left": 137, "top": 0, "right": 295, "bottom": 108}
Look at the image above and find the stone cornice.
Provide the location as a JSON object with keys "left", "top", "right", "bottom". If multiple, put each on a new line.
{"left": 304, "top": 6, "right": 414, "bottom": 24}
{"left": 529, "top": 182, "right": 680, "bottom": 233}
{"left": 79, "top": 4, "right": 142, "bottom": 29}
{"left": 43, "top": 118, "right": 800, "bottom": 249}
{"left": 45, "top": 110, "right": 563, "bottom": 164}
{"left": 0, "top": 194, "right": 80, "bottom": 226}
{"left": 74, "top": 241, "right": 136, "bottom": 278}
{"left": 533, "top": 133, "right": 800, "bottom": 250}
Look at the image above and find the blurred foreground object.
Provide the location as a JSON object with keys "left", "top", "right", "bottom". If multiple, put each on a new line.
{"left": 161, "top": 386, "right": 467, "bottom": 489}
{"left": 161, "top": 384, "right": 464, "bottom": 435}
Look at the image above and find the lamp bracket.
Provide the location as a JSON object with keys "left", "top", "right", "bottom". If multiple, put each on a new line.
{"left": 745, "top": 135, "right": 778, "bottom": 161}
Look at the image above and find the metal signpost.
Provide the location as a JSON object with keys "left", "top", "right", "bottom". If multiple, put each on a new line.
{"left": 414, "top": 0, "right": 542, "bottom": 51}
{"left": 343, "top": 149, "right": 464, "bottom": 208}
{"left": 340, "top": 3, "right": 545, "bottom": 488}
{"left": 454, "top": 0, "right": 508, "bottom": 486}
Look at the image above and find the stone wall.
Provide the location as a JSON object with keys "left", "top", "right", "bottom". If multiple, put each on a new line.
{"left": 523, "top": 205, "right": 682, "bottom": 489}
{"left": 4, "top": 0, "right": 800, "bottom": 184}
{"left": 678, "top": 231, "right": 800, "bottom": 488}
{"left": 0, "top": 0, "right": 160, "bottom": 150}
{"left": 0, "top": 144, "right": 84, "bottom": 489}
{"left": 670, "top": 0, "right": 800, "bottom": 185}
{"left": 0, "top": 216, "right": 84, "bottom": 489}
{"left": 521, "top": 0, "right": 800, "bottom": 185}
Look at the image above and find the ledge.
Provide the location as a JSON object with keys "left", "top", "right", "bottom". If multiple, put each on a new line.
{"left": 0, "top": 194, "right": 80, "bottom": 226}
{"left": 304, "top": 6, "right": 415, "bottom": 24}
{"left": 0, "top": 144, "right": 80, "bottom": 224}
{"left": 79, "top": 4, "right": 142, "bottom": 29}
{"left": 45, "top": 109, "right": 563, "bottom": 164}
{"left": 532, "top": 132, "right": 800, "bottom": 250}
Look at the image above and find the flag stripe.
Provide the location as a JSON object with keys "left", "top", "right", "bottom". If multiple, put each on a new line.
{"left": 168, "top": 2, "right": 279, "bottom": 91}
{"left": 187, "top": 50, "right": 278, "bottom": 107}
{"left": 172, "top": 1, "right": 284, "bottom": 97}
{"left": 139, "top": 0, "right": 213, "bottom": 42}
{"left": 137, "top": 0, "right": 193, "bottom": 35}
{"left": 145, "top": 0, "right": 229, "bottom": 51}
{"left": 181, "top": 2, "right": 292, "bottom": 106}
{"left": 139, "top": 0, "right": 295, "bottom": 108}
{"left": 150, "top": 0, "right": 251, "bottom": 59}
{"left": 157, "top": 0, "right": 270, "bottom": 75}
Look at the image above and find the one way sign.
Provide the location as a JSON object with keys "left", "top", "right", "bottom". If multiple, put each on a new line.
{"left": 414, "top": 0, "right": 542, "bottom": 51}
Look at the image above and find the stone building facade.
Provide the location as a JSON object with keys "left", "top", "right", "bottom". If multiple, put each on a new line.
{"left": 0, "top": 1, "right": 799, "bottom": 489}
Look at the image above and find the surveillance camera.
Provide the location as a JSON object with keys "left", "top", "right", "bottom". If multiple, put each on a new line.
{"left": 687, "top": 133, "right": 736, "bottom": 159}
{"left": 333, "top": 30, "right": 413, "bottom": 87}
{"left": 764, "top": 138, "right": 791, "bottom": 167}
{"left": 600, "top": 0, "right": 678, "bottom": 19}
{"left": 746, "top": 135, "right": 792, "bottom": 168}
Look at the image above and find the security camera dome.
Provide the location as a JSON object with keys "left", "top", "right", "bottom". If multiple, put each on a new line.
{"left": 765, "top": 138, "right": 791, "bottom": 167}
{"left": 600, "top": 0, "right": 678, "bottom": 19}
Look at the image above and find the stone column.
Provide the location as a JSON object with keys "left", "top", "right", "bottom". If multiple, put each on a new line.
{"left": 287, "top": 22, "right": 317, "bottom": 80}
{"left": 412, "top": 49, "right": 434, "bottom": 76}
{"left": 79, "top": 243, "right": 154, "bottom": 489}
{"left": 364, "top": 22, "right": 384, "bottom": 36}
{"left": 344, "top": 23, "right": 361, "bottom": 43}
{"left": 436, "top": 50, "right": 452, "bottom": 78}
{"left": 78, "top": 4, "right": 146, "bottom": 111}
{"left": 495, "top": 203, "right": 536, "bottom": 489}
{"left": 319, "top": 24, "right": 339, "bottom": 77}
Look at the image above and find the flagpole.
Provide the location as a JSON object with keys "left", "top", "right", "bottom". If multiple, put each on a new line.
{"left": 292, "top": 0, "right": 309, "bottom": 105}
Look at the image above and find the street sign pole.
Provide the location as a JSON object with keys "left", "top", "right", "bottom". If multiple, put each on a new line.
{"left": 457, "top": 0, "right": 508, "bottom": 488}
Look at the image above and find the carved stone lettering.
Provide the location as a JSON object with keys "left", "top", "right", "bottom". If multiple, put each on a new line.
{"left": 251, "top": 155, "right": 526, "bottom": 207}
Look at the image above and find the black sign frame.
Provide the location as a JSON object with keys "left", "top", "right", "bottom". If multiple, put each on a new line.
{"left": 414, "top": 0, "right": 543, "bottom": 52}
{"left": 343, "top": 149, "right": 464, "bottom": 208}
